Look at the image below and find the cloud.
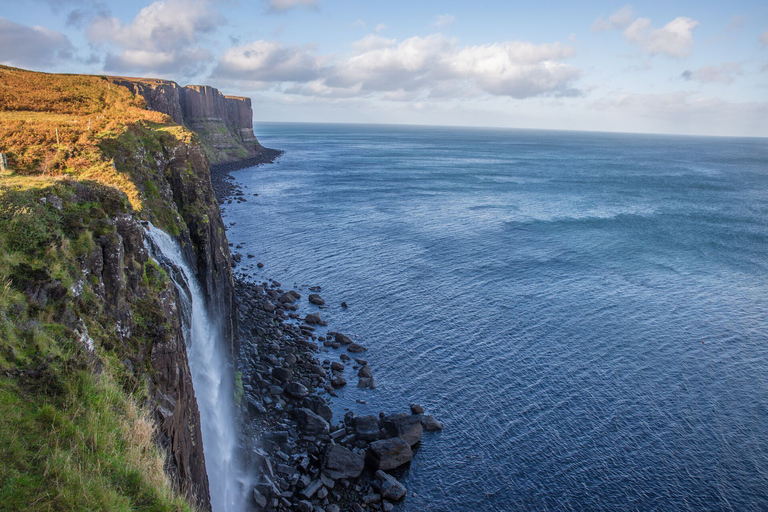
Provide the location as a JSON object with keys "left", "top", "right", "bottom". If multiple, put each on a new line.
{"left": 0, "top": 17, "right": 75, "bottom": 68}
{"left": 215, "top": 33, "right": 582, "bottom": 101}
{"left": 623, "top": 16, "right": 698, "bottom": 58}
{"left": 87, "top": 0, "right": 223, "bottom": 74}
{"left": 433, "top": 14, "right": 456, "bottom": 28}
{"left": 268, "top": 0, "right": 317, "bottom": 12}
{"left": 214, "top": 41, "right": 325, "bottom": 82}
{"left": 681, "top": 62, "right": 742, "bottom": 84}
{"left": 592, "top": 5, "right": 637, "bottom": 32}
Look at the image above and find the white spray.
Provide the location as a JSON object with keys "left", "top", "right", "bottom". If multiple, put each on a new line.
{"left": 146, "top": 225, "right": 248, "bottom": 512}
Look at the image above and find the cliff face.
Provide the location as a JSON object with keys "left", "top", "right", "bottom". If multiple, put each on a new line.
{"left": 0, "top": 66, "right": 244, "bottom": 511}
{"left": 110, "top": 77, "right": 266, "bottom": 167}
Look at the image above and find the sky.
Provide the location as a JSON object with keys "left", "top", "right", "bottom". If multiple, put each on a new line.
{"left": 1, "top": 0, "right": 767, "bottom": 137}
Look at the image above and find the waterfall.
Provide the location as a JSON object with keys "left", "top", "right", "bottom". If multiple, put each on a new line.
{"left": 145, "top": 225, "right": 247, "bottom": 512}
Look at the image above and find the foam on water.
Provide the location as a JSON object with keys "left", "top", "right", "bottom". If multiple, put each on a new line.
{"left": 225, "top": 124, "right": 768, "bottom": 511}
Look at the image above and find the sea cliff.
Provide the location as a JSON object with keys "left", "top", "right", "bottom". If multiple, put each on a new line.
{"left": 0, "top": 65, "right": 259, "bottom": 510}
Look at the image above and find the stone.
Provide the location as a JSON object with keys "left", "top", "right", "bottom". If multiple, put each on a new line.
{"left": 253, "top": 488, "right": 268, "bottom": 508}
{"left": 262, "top": 301, "right": 276, "bottom": 313}
{"left": 326, "top": 506, "right": 340, "bottom": 512}
{"left": 331, "top": 376, "right": 347, "bottom": 388}
{"left": 375, "top": 470, "right": 407, "bottom": 501}
{"left": 294, "top": 408, "right": 330, "bottom": 435}
{"left": 305, "top": 312, "right": 322, "bottom": 325}
{"left": 317, "top": 485, "right": 329, "bottom": 499}
{"left": 331, "top": 361, "right": 344, "bottom": 372}
{"left": 323, "top": 444, "right": 365, "bottom": 480}
{"left": 348, "top": 343, "right": 367, "bottom": 353}
{"left": 366, "top": 438, "right": 413, "bottom": 471}
{"left": 341, "top": 302, "right": 348, "bottom": 308}
{"left": 308, "top": 293, "right": 325, "bottom": 305}
{"left": 303, "top": 396, "right": 333, "bottom": 422}
{"left": 285, "top": 382, "right": 309, "bottom": 399}
{"left": 278, "top": 291, "right": 299, "bottom": 304}
{"left": 383, "top": 413, "right": 423, "bottom": 446}
{"left": 357, "top": 377, "right": 375, "bottom": 389}
{"left": 421, "top": 415, "right": 444, "bottom": 431}
{"left": 339, "top": 354, "right": 351, "bottom": 362}
{"left": 410, "top": 404, "right": 425, "bottom": 415}
{"left": 300, "top": 479, "right": 324, "bottom": 499}
{"left": 354, "top": 415, "right": 381, "bottom": 441}
{"left": 272, "top": 367, "right": 292, "bottom": 382}
{"left": 257, "top": 262, "right": 264, "bottom": 268}
{"left": 334, "top": 333, "right": 353, "bottom": 344}
{"left": 358, "top": 365, "right": 373, "bottom": 378}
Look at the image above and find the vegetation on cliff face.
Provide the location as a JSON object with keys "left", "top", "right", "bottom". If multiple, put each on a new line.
{"left": 0, "top": 66, "right": 240, "bottom": 511}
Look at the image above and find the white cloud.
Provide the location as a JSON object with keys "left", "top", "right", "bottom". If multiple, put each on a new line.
{"left": 215, "top": 33, "right": 582, "bottom": 101}
{"left": 268, "top": 0, "right": 317, "bottom": 12}
{"left": 88, "top": 0, "right": 223, "bottom": 74}
{"left": 214, "top": 41, "right": 325, "bottom": 82}
{"left": 592, "top": 5, "right": 637, "bottom": 32}
{"left": 434, "top": 14, "right": 456, "bottom": 28}
{"left": 0, "top": 17, "right": 75, "bottom": 67}
{"left": 623, "top": 16, "right": 698, "bottom": 58}
{"left": 681, "top": 62, "right": 742, "bottom": 84}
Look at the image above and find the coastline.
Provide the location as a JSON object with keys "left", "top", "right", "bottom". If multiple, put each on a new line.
{"left": 215, "top": 154, "right": 443, "bottom": 512}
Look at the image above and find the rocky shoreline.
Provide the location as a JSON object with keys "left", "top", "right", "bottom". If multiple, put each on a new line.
{"left": 216, "top": 153, "right": 442, "bottom": 512}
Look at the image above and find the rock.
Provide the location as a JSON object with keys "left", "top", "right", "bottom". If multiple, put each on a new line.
{"left": 284, "top": 382, "right": 309, "bottom": 399}
{"left": 305, "top": 312, "right": 322, "bottom": 325}
{"left": 303, "top": 396, "right": 333, "bottom": 422}
{"left": 308, "top": 294, "right": 325, "bottom": 305}
{"left": 334, "top": 333, "right": 352, "bottom": 344}
{"left": 383, "top": 413, "right": 423, "bottom": 446}
{"left": 341, "top": 302, "right": 348, "bottom": 308}
{"left": 298, "top": 500, "right": 313, "bottom": 512}
{"left": 262, "top": 301, "right": 276, "bottom": 313}
{"left": 253, "top": 488, "right": 268, "bottom": 508}
{"left": 278, "top": 291, "right": 299, "bottom": 304}
{"left": 300, "top": 479, "right": 324, "bottom": 499}
{"left": 294, "top": 408, "right": 330, "bottom": 435}
{"left": 366, "top": 438, "right": 413, "bottom": 471}
{"left": 331, "top": 361, "right": 344, "bottom": 372}
{"left": 317, "top": 486, "right": 328, "bottom": 499}
{"left": 354, "top": 415, "right": 381, "bottom": 441}
{"left": 326, "top": 506, "right": 340, "bottom": 512}
{"left": 323, "top": 444, "right": 365, "bottom": 480}
{"left": 257, "top": 262, "right": 264, "bottom": 268}
{"left": 272, "top": 367, "right": 292, "bottom": 382}
{"left": 348, "top": 343, "right": 367, "bottom": 353}
{"left": 410, "top": 404, "right": 425, "bottom": 415}
{"left": 358, "top": 365, "right": 372, "bottom": 378}
{"left": 357, "top": 377, "right": 375, "bottom": 389}
{"left": 339, "top": 354, "right": 351, "bottom": 362}
{"left": 363, "top": 493, "right": 381, "bottom": 504}
{"left": 421, "top": 415, "right": 444, "bottom": 431}
{"left": 382, "top": 502, "right": 395, "bottom": 512}
{"left": 331, "top": 376, "right": 347, "bottom": 388}
{"left": 375, "top": 470, "right": 407, "bottom": 501}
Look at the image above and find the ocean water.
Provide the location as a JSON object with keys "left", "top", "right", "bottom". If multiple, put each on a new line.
{"left": 222, "top": 124, "right": 768, "bottom": 511}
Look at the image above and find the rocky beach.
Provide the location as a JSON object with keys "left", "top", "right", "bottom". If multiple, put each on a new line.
{"left": 214, "top": 161, "right": 443, "bottom": 512}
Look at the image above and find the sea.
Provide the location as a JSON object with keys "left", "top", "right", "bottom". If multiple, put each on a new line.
{"left": 221, "top": 123, "right": 768, "bottom": 511}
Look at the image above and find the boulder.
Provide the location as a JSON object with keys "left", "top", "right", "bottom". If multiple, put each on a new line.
{"left": 334, "top": 333, "right": 353, "bottom": 344}
{"left": 348, "top": 343, "right": 367, "bottom": 353}
{"left": 303, "top": 395, "right": 333, "bottom": 422}
{"left": 375, "top": 470, "right": 407, "bottom": 501}
{"left": 300, "top": 479, "right": 324, "bottom": 499}
{"left": 409, "top": 404, "right": 425, "bottom": 415}
{"left": 305, "top": 312, "right": 322, "bottom": 325}
{"left": 357, "top": 377, "right": 375, "bottom": 389}
{"left": 358, "top": 365, "right": 373, "bottom": 378}
{"left": 421, "top": 415, "right": 444, "bottom": 431}
{"left": 308, "top": 294, "right": 325, "bottom": 305}
{"left": 294, "top": 408, "right": 330, "bottom": 435}
{"left": 278, "top": 291, "right": 300, "bottom": 304}
{"left": 331, "top": 361, "right": 344, "bottom": 372}
{"left": 366, "top": 438, "right": 413, "bottom": 471}
{"left": 262, "top": 301, "right": 276, "bottom": 313}
{"left": 323, "top": 444, "right": 365, "bottom": 480}
{"left": 271, "top": 367, "right": 292, "bottom": 383}
{"left": 354, "top": 415, "right": 381, "bottom": 441}
{"left": 331, "top": 376, "right": 347, "bottom": 388}
{"left": 383, "top": 413, "right": 423, "bottom": 446}
{"left": 284, "top": 382, "right": 309, "bottom": 399}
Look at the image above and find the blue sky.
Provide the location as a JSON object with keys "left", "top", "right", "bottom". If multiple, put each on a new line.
{"left": 1, "top": 0, "right": 767, "bottom": 136}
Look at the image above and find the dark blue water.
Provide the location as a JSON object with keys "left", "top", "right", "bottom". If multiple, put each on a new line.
{"left": 223, "top": 124, "right": 768, "bottom": 511}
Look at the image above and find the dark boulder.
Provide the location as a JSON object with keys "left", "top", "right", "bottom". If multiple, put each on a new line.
{"left": 323, "top": 444, "right": 365, "bottom": 480}
{"left": 383, "top": 413, "right": 423, "bottom": 446}
{"left": 366, "top": 438, "right": 413, "bottom": 471}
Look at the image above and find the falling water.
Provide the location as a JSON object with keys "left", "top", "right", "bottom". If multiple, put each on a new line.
{"left": 145, "top": 225, "right": 247, "bottom": 512}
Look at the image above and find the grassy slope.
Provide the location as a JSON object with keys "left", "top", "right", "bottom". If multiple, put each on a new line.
{"left": 0, "top": 66, "right": 199, "bottom": 511}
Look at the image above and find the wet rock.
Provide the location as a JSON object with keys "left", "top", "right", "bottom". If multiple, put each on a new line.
{"left": 421, "top": 415, "right": 444, "bottom": 431}
{"left": 354, "top": 415, "right": 381, "bottom": 441}
{"left": 262, "top": 301, "right": 276, "bottom": 313}
{"left": 309, "top": 294, "right": 325, "bottom": 305}
{"left": 382, "top": 413, "right": 423, "bottom": 446}
{"left": 323, "top": 444, "right": 365, "bottom": 480}
{"left": 295, "top": 408, "right": 330, "bottom": 435}
{"left": 331, "top": 376, "right": 347, "bottom": 388}
{"left": 298, "top": 500, "right": 313, "bottom": 512}
{"left": 341, "top": 302, "right": 348, "bottom": 308}
{"left": 300, "top": 479, "right": 324, "bottom": 499}
{"left": 305, "top": 312, "right": 322, "bottom": 325}
{"left": 257, "top": 262, "right": 264, "bottom": 268}
{"left": 366, "top": 438, "right": 413, "bottom": 471}
{"left": 303, "top": 396, "right": 333, "bottom": 422}
{"left": 375, "top": 470, "right": 407, "bottom": 502}
{"left": 358, "top": 365, "right": 372, "bottom": 378}
{"left": 410, "top": 404, "right": 424, "bottom": 415}
{"left": 348, "top": 343, "right": 367, "bottom": 353}
{"left": 278, "top": 291, "right": 300, "bottom": 304}
{"left": 334, "top": 333, "right": 352, "bottom": 345}
{"left": 253, "top": 488, "right": 268, "bottom": 508}
{"left": 285, "top": 382, "right": 309, "bottom": 399}
{"left": 357, "top": 377, "right": 375, "bottom": 389}
{"left": 331, "top": 361, "right": 344, "bottom": 372}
